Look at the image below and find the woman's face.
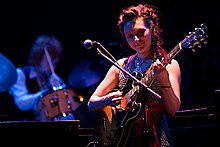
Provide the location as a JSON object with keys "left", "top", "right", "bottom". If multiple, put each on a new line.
{"left": 123, "top": 18, "right": 152, "bottom": 55}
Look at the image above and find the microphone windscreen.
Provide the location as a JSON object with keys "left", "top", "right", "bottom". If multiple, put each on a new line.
{"left": 83, "top": 39, "right": 93, "bottom": 49}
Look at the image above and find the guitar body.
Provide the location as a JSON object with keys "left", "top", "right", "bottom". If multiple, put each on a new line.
{"left": 97, "top": 102, "right": 142, "bottom": 147}
{"left": 96, "top": 74, "right": 144, "bottom": 146}
{"left": 96, "top": 107, "right": 122, "bottom": 146}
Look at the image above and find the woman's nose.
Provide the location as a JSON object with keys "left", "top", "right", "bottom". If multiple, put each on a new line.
{"left": 134, "top": 35, "right": 140, "bottom": 41}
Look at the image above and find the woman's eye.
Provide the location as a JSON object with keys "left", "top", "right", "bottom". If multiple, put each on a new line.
{"left": 137, "top": 30, "right": 145, "bottom": 36}
{"left": 127, "top": 34, "right": 133, "bottom": 38}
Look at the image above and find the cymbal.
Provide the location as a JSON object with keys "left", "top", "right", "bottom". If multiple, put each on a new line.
{"left": 0, "top": 53, "right": 17, "bottom": 92}
{"left": 68, "top": 58, "right": 102, "bottom": 88}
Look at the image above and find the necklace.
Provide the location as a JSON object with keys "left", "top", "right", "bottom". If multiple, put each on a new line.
{"left": 135, "top": 61, "right": 143, "bottom": 73}
{"left": 133, "top": 54, "right": 148, "bottom": 73}
{"left": 133, "top": 53, "right": 153, "bottom": 74}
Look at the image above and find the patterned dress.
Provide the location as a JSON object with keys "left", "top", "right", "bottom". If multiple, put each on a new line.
{"left": 117, "top": 54, "right": 173, "bottom": 147}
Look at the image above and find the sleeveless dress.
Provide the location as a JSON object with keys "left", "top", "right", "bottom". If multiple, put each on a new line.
{"left": 118, "top": 54, "right": 173, "bottom": 147}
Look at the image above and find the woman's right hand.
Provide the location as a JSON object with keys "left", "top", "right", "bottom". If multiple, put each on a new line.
{"left": 105, "top": 90, "right": 123, "bottom": 107}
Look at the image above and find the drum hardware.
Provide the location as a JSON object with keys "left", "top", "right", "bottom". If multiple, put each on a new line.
{"left": 52, "top": 83, "right": 67, "bottom": 91}
{"left": 67, "top": 100, "right": 72, "bottom": 109}
{"left": 48, "top": 95, "right": 59, "bottom": 107}
{"left": 37, "top": 87, "right": 81, "bottom": 121}
{"left": 73, "top": 95, "right": 84, "bottom": 103}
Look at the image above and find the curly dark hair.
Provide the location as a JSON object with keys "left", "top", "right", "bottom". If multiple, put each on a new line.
{"left": 28, "top": 34, "right": 63, "bottom": 67}
{"left": 117, "top": 3, "right": 163, "bottom": 52}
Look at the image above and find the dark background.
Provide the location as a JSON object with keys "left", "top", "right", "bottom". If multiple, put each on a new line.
{"left": 0, "top": 0, "right": 219, "bottom": 117}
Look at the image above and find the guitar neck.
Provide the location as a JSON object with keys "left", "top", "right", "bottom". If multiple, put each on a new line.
{"left": 164, "top": 40, "right": 185, "bottom": 66}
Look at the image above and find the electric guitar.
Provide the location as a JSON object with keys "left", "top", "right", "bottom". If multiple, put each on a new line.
{"left": 97, "top": 24, "right": 208, "bottom": 147}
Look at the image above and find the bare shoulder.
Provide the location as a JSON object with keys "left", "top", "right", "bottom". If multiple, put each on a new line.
{"left": 167, "top": 59, "right": 181, "bottom": 75}
{"left": 117, "top": 58, "right": 128, "bottom": 66}
{"left": 108, "top": 58, "right": 128, "bottom": 73}
{"left": 167, "top": 59, "right": 180, "bottom": 68}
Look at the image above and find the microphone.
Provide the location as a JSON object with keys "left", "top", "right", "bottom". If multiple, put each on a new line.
{"left": 83, "top": 39, "right": 98, "bottom": 49}
{"left": 83, "top": 39, "right": 118, "bottom": 63}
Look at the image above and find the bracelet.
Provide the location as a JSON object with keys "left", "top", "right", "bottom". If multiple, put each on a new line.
{"left": 160, "top": 85, "right": 172, "bottom": 89}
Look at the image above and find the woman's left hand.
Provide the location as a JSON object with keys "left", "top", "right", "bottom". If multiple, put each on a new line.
{"left": 153, "top": 59, "right": 170, "bottom": 84}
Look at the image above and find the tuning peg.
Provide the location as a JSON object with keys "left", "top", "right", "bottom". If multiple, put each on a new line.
{"left": 197, "top": 44, "right": 202, "bottom": 48}
{"left": 200, "top": 23, "right": 207, "bottom": 30}
{"left": 203, "top": 40, "right": 208, "bottom": 44}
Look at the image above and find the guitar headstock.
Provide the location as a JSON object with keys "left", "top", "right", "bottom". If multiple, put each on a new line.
{"left": 182, "top": 23, "right": 208, "bottom": 52}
